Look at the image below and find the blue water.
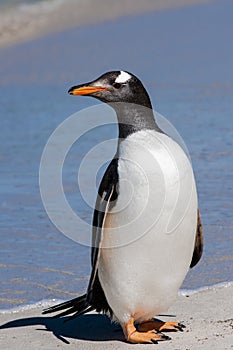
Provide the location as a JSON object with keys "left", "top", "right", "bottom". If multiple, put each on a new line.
{"left": 0, "top": 0, "right": 233, "bottom": 309}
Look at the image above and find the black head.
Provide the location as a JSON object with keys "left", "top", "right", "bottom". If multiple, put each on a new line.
{"left": 68, "top": 71, "right": 152, "bottom": 109}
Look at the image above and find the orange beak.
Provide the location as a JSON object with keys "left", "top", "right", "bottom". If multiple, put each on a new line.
{"left": 68, "top": 85, "right": 108, "bottom": 96}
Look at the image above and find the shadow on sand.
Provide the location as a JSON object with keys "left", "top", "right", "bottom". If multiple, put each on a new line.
{"left": 0, "top": 313, "right": 125, "bottom": 344}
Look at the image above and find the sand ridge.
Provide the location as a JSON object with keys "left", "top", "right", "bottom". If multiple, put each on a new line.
{"left": 0, "top": 0, "right": 219, "bottom": 48}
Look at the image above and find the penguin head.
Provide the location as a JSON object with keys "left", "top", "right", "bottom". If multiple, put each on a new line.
{"left": 68, "top": 71, "right": 152, "bottom": 108}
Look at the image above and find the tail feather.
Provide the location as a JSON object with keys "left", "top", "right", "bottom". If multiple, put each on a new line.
{"left": 64, "top": 306, "right": 94, "bottom": 322}
{"left": 42, "top": 294, "right": 94, "bottom": 319}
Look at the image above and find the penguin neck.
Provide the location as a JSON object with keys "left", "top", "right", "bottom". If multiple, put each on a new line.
{"left": 110, "top": 101, "right": 162, "bottom": 141}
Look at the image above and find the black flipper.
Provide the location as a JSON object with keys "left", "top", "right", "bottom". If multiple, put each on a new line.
{"left": 190, "top": 209, "right": 204, "bottom": 268}
{"left": 42, "top": 159, "right": 119, "bottom": 319}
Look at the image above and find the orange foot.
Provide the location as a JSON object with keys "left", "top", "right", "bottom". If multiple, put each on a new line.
{"left": 123, "top": 317, "right": 171, "bottom": 344}
{"left": 138, "top": 319, "right": 186, "bottom": 333}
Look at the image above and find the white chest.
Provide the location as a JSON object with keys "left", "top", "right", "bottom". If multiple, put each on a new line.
{"left": 99, "top": 130, "right": 197, "bottom": 324}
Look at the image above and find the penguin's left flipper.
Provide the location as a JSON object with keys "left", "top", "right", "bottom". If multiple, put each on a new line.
{"left": 138, "top": 320, "right": 186, "bottom": 332}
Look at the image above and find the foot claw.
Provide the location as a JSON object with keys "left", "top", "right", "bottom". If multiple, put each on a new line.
{"left": 178, "top": 323, "right": 186, "bottom": 329}
{"left": 161, "top": 334, "right": 171, "bottom": 341}
{"left": 151, "top": 339, "right": 158, "bottom": 344}
{"left": 175, "top": 323, "right": 186, "bottom": 331}
{"left": 151, "top": 330, "right": 171, "bottom": 341}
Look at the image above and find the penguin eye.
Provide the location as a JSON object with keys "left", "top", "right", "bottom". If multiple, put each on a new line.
{"left": 113, "top": 82, "right": 121, "bottom": 89}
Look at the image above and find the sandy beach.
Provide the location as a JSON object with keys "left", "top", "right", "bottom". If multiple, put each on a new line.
{"left": 1, "top": 284, "right": 232, "bottom": 349}
{"left": 0, "top": 0, "right": 219, "bottom": 48}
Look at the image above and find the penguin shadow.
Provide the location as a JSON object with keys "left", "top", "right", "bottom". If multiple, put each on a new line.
{"left": 0, "top": 313, "right": 125, "bottom": 344}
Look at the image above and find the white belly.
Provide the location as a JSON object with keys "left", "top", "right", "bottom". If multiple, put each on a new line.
{"left": 98, "top": 130, "right": 197, "bottom": 325}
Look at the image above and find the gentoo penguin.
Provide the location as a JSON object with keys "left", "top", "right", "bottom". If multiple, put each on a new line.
{"left": 43, "top": 71, "right": 203, "bottom": 344}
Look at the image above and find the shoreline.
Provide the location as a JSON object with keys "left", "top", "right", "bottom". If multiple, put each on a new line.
{"left": 0, "top": 0, "right": 219, "bottom": 49}
{"left": 1, "top": 280, "right": 233, "bottom": 314}
{"left": 1, "top": 283, "right": 233, "bottom": 349}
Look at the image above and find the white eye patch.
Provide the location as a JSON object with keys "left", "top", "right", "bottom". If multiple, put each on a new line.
{"left": 115, "top": 71, "right": 131, "bottom": 84}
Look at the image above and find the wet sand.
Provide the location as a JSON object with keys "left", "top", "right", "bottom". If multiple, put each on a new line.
{"left": 1, "top": 284, "right": 233, "bottom": 349}
{"left": 0, "top": 0, "right": 219, "bottom": 48}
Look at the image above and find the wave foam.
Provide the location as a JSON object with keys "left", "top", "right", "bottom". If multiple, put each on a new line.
{"left": 1, "top": 281, "right": 233, "bottom": 314}
{"left": 179, "top": 280, "right": 233, "bottom": 296}
{"left": 0, "top": 298, "right": 65, "bottom": 314}
{"left": 0, "top": 0, "right": 67, "bottom": 47}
